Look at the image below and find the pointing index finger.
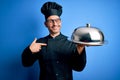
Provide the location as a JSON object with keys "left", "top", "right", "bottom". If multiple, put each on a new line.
{"left": 39, "top": 43, "right": 47, "bottom": 46}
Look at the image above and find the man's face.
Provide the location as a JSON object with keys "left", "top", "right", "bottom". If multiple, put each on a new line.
{"left": 45, "top": 15, "right": 61, "bottom": 34}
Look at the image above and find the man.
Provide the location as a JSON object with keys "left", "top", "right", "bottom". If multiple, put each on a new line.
{"left": 22, "top": 1, "right": 86, "bottom": 80}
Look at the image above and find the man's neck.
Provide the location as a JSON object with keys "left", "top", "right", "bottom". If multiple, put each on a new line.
{"left": 50, "top": 32, "right": 60, "bottom": 38}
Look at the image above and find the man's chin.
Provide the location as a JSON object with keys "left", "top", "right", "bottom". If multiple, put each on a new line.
{"left": 51, "top": 31, "right": 60, "bottom": 34}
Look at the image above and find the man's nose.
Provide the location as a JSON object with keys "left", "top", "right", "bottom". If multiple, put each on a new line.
{"left": 53, "top": 20, "right": 57, "bottom": 25}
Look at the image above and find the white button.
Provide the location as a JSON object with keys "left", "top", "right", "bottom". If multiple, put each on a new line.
{"left": 56, "top": 73, "right": 58, "bottom": 76}
{"left": 56, "top": 61, "right": 59, "bottom": 63}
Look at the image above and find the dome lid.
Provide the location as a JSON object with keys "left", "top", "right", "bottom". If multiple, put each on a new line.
{"left": 71, "top": 24, "right": 104, "bottom": 46}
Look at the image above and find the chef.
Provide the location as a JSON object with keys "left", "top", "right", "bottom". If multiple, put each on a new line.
{"left": 22, "top": 1, "right": 86, "bottom": 80}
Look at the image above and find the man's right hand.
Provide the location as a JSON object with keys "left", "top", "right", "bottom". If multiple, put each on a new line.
{"left": 29, "top": 38, "right": 47, "bottom": 53}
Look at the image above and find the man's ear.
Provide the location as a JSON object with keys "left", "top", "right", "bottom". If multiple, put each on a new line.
{"left": 44, "top": 21, "right": 47, "bottom": 27}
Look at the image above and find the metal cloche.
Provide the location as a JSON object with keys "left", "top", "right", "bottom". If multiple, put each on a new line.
{"left": 71, "top": 24, "right": 104, "bottom": 46}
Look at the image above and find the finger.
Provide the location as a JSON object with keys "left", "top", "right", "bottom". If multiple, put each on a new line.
{"left": 40, "top": 43, "right": 47, "bottom": 46}
{"left": 77, "top": 44, "right": 85, "bottom": 47}
{"left": 32, "top": 38, "right": 37, "bottom": 43}
{"left": 35, "top": 43, "right": 47, "bottom": 46}
{"left": 39, "top": 47, "right": 41, "bottom": 50}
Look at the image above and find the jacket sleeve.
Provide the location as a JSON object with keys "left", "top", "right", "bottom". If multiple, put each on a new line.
{"left": 70, "top": 48, "right": 86, "bottom": 71}
{"left": 22, "top": 46, "right": 38, "bottom": 67}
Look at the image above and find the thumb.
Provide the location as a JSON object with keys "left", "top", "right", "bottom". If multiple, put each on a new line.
{"left": 32, "top": 38, "right": 37, "bottom": 43}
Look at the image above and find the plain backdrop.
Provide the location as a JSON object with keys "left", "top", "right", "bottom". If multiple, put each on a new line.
{"left": 0, "top": 0, "right": 120, "bottom": 80}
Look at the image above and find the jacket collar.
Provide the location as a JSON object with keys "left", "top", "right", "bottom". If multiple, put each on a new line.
{"left": 46, "top": 33, "right": 67, "bottom": 40}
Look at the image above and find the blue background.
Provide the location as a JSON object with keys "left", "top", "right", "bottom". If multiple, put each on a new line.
{"left": 0, "top": 0, "right": 120, "bottom": 80}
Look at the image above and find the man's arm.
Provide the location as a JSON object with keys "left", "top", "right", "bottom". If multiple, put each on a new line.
{"left": 22, "top": 46, "right": 38, "bottom": 67}
{"left": 22, "top": 38, "right": 47, "bottom": 67}
{"left": 71, "top": 45, "right": 86, "bottom": 71}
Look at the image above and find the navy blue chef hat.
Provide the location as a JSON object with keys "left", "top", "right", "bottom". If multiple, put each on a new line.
{"left": 41, "top": 2, "right": 62, "bottom": 20}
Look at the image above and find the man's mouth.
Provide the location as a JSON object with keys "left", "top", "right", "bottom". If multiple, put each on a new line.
{"left": 52, "top": 26, "right": 58, "bottom": 30}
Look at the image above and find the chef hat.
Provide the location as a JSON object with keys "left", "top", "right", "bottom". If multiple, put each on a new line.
{"left": 41, "top": 2, "right": 62, "bottom": 20}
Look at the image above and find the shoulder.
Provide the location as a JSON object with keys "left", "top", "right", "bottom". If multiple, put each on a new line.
{"left": 60, "top": 33, "right": 68, "bottom": 40}
{"left": 61, "top": 34, "right": 76, "bottom": 47}
{"left": 36, "top": 35, "right": 48, "bottom": 43}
